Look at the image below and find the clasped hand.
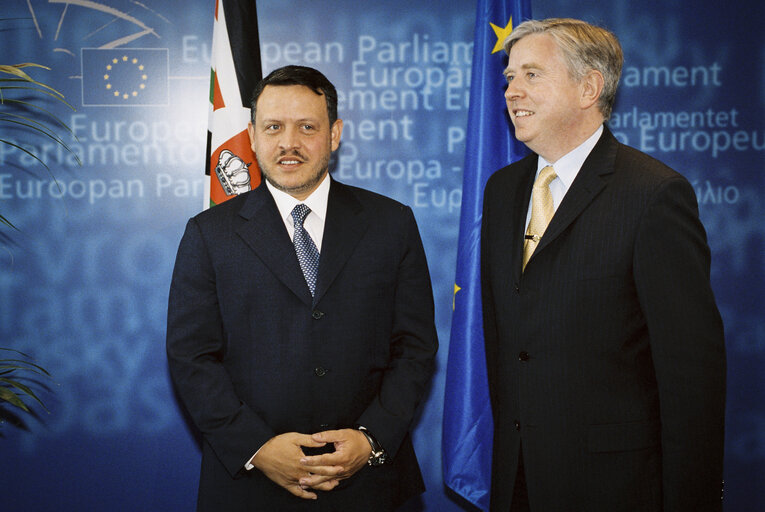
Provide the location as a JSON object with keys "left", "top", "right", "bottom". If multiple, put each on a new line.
{"left": 250, "top": 429, "right": 372, "bottom": 500}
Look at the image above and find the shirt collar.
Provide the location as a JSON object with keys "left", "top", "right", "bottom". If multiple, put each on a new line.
{"left": 537, "top": 124, "right": 604, "bottom": 190}
{"left": 265, "top": 172, "right": 331, "bottom": 226}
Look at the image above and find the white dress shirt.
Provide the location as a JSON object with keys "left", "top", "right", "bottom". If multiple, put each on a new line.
{"left": 525, "top": 125, "right": 604, "bottom": 231}
{"left": 266, "top": 172, "right": 330, "bottom": 251}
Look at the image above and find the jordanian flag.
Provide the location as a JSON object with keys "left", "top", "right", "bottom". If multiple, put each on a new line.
{"left": 206, "top": 0, "right": 262, "bottom": 208}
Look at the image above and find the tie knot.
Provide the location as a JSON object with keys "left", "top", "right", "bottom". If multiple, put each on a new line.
{"left": 535, "top": 165, "right": 557, "bottom": 188}
{"left": 291, "top": 204, "right": 311, "bottom": 226}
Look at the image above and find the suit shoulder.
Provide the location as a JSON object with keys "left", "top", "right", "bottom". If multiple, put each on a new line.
{"left": 614, "top": 142, "right": 686, "bottom": 184}
{"left": 190, "top": 189, "right": 251, "bottom": 225}
{"left": 608, "top": 142, "right": 701, "bottom": 212}
{"left": 181, "top": 190, "right": 256, "bottom": 246}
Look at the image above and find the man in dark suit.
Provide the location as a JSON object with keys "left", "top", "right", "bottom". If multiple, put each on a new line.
{"left": 167, "top": 65, "right": 437, "bottom": 511}
{"left": 481, "top": 19, "right": 725, "bottom": 511}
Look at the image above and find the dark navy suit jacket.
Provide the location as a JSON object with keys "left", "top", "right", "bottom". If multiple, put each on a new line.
{"left": 167, "top": 178, "right": 437, "bottom": 511}
{"left": 481, "top": 128, "right": 725, "bottom": 511}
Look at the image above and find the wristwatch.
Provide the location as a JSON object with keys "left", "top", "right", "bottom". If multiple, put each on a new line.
{"left": 357, "top": 426, "right": 387, "bottom": 466}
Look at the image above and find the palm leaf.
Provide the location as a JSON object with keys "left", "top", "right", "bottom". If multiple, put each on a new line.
{"left": 0, "top": 213, "right": 16, "bottom": 230}
{"left": 0, "top": 84, "right": 75, "bottom": 110}
{"left": 0, "top": 63, "right": 63, "bottom": 98}
{"left": 1, "top": 97, "right": 77, "bottom": 135}
{"left": 0, "top": 114, "right": 81, "bottom": 165}
{"left": 1, "top": 61, "right": 80, "bottom": 229}
{"left": 0, "top": 137, "right": 54, "bottom": 171}
{"left": 0, "top": 386, "right": 30, "bottom": 412}
{"left": 0, "top": 377, "right": 47, "bottom": 411}
{"left": 0, "top": 361, "right": 52, "bottom": 377}
{"left": 0, "top": 350, "right": 51, "bottom": 413}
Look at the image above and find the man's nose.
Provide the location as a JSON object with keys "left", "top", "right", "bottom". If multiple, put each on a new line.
{"left": 279, "top": 126, "right": 301, "bottom": 150}
{"left": 505, "top": 81, "right": 521, "bottom": 101}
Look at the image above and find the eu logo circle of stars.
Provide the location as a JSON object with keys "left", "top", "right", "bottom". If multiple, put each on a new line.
{"left": 103, "top": 55, "right": 148, "bottom": 101}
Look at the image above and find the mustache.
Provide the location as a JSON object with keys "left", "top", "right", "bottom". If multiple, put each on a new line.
{"left": 278, "top": 149, "right": 308, "bottom": 161}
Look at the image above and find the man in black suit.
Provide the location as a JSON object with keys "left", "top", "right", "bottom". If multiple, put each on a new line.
{"left": 481, "top": 19, "right": 725, "bottom": 511}
{"left": 167, "top": 65, "right": 437, "bottom": 511}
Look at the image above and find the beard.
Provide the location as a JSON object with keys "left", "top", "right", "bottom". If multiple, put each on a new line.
{"left": 257, "top": 148, "right": 331, "bottom": 198}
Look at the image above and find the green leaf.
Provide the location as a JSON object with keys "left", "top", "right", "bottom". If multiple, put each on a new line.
{"left": 0, "top": 386, "right": 31, "bottom": 412}
{"left": 0, "top": 360, "right": 52, "bottom": 377}
{"left": 0, "top": 115, "right": 81, "bottom": 166}
{"left": 0, "top": 213, "right": 17, "bottom": 229}
{"left": 0, "top": 348, "right": 32, "bottom": 358}
{"left": 0, "top": 137, "right": 52, "bottom": 171}
{"left": 0, "top": 63, "right": 64, "bottom": 99}
{"left": 0, "top": 377, "right": 47, "bottom": 410}
{"left": 0, "top": 98, "right": 78, "bottom": 137}
{"left": 0, "top": 60, "right": 81, "bottom": 228}
{"left": 0, "top": 85, "right": 74, "bottom": 110}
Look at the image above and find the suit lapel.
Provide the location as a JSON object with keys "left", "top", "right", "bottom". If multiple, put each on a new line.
{"left": 236, "top": 184, "right": 314, "bottom": 306}
{"left": 313, "top": 179, "right": 369, "bottom": 305}
{"left": 532, "top": 128, "right": 618, "bottom": 258}
{"left": 508, "top": 157, "right": 538, "bottom": 282}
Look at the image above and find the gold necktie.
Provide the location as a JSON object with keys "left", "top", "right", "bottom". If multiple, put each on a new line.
{"left": 523, "top": 165, "right": 557, "bottom": 271}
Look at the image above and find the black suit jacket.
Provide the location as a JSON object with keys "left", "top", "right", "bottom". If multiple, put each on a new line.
{"left": 481, "top": 128, "right": 725, "bottom": 511}
{"left": 167, "top": 178, "right": 437, "bottom": 511}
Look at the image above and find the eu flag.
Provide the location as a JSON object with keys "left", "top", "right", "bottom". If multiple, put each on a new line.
{"left": 82, "top": 48, "right": 169, "bottom": 106}
{"left": 442, "top": 0, "right": 531, "bottom": 509}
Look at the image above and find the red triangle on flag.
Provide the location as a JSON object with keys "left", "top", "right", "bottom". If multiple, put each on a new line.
{"left": 209, "top": 129, "right": 260, "bottom": 207}
{"left": 212, "top": 71, "right": 225, "bottom": 111}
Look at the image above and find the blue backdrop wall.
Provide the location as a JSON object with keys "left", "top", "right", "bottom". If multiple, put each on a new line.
{"left": 1, "top": 1, "right": 762, "bottom": 510}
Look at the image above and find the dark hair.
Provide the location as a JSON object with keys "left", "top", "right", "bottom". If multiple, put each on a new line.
{"left": 250, "top": 65, "right": 338, "bottom": 126}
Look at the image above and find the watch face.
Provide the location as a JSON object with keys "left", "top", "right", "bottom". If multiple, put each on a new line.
{"left": 368, "top": 450, "right": 387, "bottom": 466}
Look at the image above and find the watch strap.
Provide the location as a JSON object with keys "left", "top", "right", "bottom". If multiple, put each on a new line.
{"left": 357, "top": 426, "right": 387, "bottom": 466}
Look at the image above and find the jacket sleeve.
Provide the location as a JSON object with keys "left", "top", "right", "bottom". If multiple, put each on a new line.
{"left": 633, "top": 176, "right": 726, "bottom": 511}
{"left": 166, "top": 218, "right": 275, "bottom": 478}
{"left": 355, "top": 206, "right": 438, "bottom": 459}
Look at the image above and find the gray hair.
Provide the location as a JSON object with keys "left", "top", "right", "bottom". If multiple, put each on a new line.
{"left": 504, "top": 18, "right": 623, "bottom": 120}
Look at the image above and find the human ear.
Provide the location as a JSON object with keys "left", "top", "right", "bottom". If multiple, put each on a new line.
{"left": 247, "top": 122, "right": 257, "bottom": 151}
{"left": 580, "top": 70, "right": 604, "bottom": 110}
{"left": 330, "top": 119, "right": 344, "bottom": 151}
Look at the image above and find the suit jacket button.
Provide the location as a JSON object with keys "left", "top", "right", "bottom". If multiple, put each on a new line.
{"left": 312, "top": 310, "right": 324, "bottom": 320}
{"left": 514, "top": 420, "right": 521, "bottom": 431}
{"left": 514, "top": 282, "right": 520, "bottom": 293}
{"left": 314, "top": 367, "right": 328, "bottom": 377}
{"left": 518, "top": 351, "right": 530, "bottom": 361}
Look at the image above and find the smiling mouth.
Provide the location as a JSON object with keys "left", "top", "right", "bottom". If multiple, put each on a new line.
{"left": 277, "top": 150, "right": 308, "bottom": 167}
{"left": 514, "top": 109, "right": 534, "bottom": 118}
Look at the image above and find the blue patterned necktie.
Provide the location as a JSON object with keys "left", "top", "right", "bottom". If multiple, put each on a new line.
{"left": 291, "top": 204, "right": 320, "bottom": 296}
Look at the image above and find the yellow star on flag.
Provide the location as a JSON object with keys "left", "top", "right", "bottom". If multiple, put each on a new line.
{"left": 490, "top": 17, "right": 514, "bottom": 54}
